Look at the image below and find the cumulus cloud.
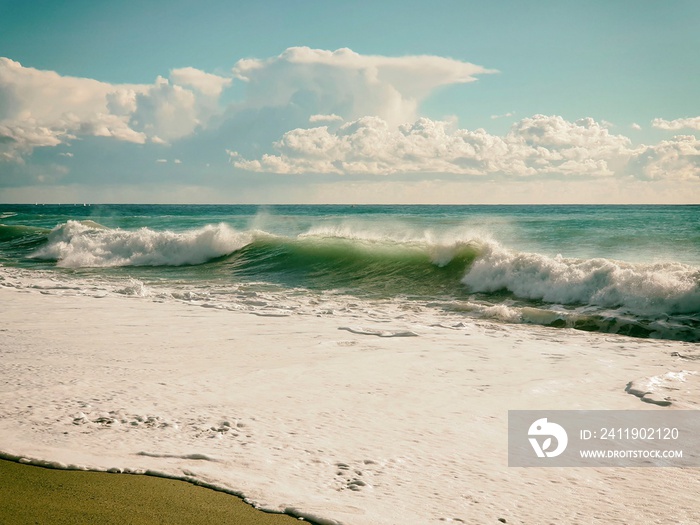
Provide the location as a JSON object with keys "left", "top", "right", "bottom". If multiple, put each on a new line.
{"left": 3, "top": 47, "right": 697, "bottom": 187}
{"left": 129, "top": 76, "right": 201, "bottom": 142}
{"left": 0, "top": 58, "right": 230, "bottom": 160}
{"left": 1, "top": 47, "right": 493, "bottom": 164}
{"left": 234, "top": 114, "right": 644, "bottom": 178}
{"left": 507, "top": 115, "right": 633, "bottom": 175}
{"left": 0, "top": 58, "right": 147, "bottom": 160}
{"left": 630, "top": 135, "right": 700, "bottom": 181}
{"left": 232, "top": 47, "right": 495, "bottom": 126}
{"left": 170, "top": 67, "right": 232, "bottom": 97}
{"left": 652, "top": 116, "right": 700, "bottom": 131}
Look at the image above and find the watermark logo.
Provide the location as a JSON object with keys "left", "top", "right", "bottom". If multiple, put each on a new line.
{"left": 528, "top": 417, "right": 568, "bottom": 458}
{"left": 509, "top": 411, "right": 698, "bottom": 467}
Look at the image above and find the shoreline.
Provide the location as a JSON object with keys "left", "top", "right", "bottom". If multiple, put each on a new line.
{"left": 2, "top": 286, "right": 699, "bottom": 524}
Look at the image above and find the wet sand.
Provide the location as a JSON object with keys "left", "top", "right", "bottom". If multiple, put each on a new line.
{"left": 0, "top": 458, "right": 302, "bottom": 525}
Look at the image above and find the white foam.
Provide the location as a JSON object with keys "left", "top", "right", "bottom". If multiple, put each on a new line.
{"left": 3, "top": 286, "right": 699, "bottom": 524}
{"left": 338, "top": 326, "right": 419, "bottom": 337}
{"left": 463, "top": 244, "right": 700, "bottom": 316}
{"left": 31, "top": 220, "right": 252, "bottom": 267}
{"left": 627, "top": 370, "right": 699, "bottom": 407}
{"left": 115, "top": 278, "right": 151, "bottom": 297}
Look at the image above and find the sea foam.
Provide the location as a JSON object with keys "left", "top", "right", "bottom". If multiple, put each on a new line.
{"left": 463, "top": 244, "right": 700, "bottom": 317}
{"left": 3, "top": 286, "right": 699, "bottom": 525}
{"left": 31, "top": 220, "right": 253, "bottom": 267}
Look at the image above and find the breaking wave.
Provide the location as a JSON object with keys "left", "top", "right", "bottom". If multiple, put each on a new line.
{"left": 31, "top": 220, "right": 253, "bottom": 267}
{"left": 4, "top": 218, "right": 698, "bottom": 341}
{"left": 462, "top": 244, "right": 700, "bottom": 317}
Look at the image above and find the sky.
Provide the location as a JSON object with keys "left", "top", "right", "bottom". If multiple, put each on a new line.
{"left": 0, "top": 0, "right": 698, "bottom": 204}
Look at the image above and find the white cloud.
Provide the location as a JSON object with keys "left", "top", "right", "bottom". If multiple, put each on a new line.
{"left": 0, "top": 58, "right": 147, "bottom": 160}
{"left": 1, "top": 47, "right": 494, "bottom": 164}
{"left": 631, "top": 135, "right": 700, "bottom": 181}
{"left": 129, "top": 76, "right": 199, "bottom": 142}
{"left": 0, "top": 58, "right": 230, "bottom": 160}
{"left": 309, "top": 113, "right": 343, "bottom": 123}
{"left": 234, "top": 114, "right": 641, "bottom": 178}
{"left": 631, "top": 123, "right": 642, "bottom": 130}
{"left": 170, "top": 67, "right": 232, "bottom": 97}
{"left": 491, "top": 112, "right": 514, "bottom": 120}
{"left": 232, "top": 47, "right": 495, "bottom": 126}
{"left": 3, "top": 48, "right": 697, "bottom": 190}
{"left": 652, "top": 116, "right": 700, "bottom": 131}
{"left": 507, "top": 115, "right": 633, "bottom": 175}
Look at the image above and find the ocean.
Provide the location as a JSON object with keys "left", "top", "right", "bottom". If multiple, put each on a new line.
{"left": 1, "top": 204, "right": 698, "bottom": 341}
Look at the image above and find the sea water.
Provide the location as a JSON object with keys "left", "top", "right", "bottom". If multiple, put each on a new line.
{"left": 1, "top": 204, "right": 698, "bottom": 341}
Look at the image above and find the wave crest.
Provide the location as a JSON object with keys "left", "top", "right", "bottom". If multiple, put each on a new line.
{"left": 32, "top": 221, "right": 252, "bottom": 267}
{"left": 463, "top": 245, "right": 700, "bottom": 316}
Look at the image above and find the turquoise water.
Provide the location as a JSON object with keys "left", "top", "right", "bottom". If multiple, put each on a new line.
{"left": 1, "top": 204, "right": 698, "bottom": 341}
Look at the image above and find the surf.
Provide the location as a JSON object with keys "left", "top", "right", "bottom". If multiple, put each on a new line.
{"left": 223, "top": 230, "right": 485, "bottom": 297}
{"left": 2, "top": 205, "right": 697, "bottom": 342}
{"left": 30, "top": 220, "right": 253, "bottom": 268}
{"left": 462, "top": 243, "right": 700, "bottom": 317}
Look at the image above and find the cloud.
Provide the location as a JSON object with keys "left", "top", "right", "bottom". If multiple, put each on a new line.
{"left": 0, "top": 58, "right": 230, "bottom": 160}
{"left": 129, "top": 76, "right": 200, "bottom": 142}
{"left": 0, "top": 57, "right": 147, "bottom": 161}
{"left": 508, "top": 115, "right": 633, "bottom": 175}
{"left": 309, "top": 113, "right": 343, "bottom": 123}
{"left": 129, "top": 68, "right": 231, "bottom": 143}
{"left": 170, "top": 67, "right": 232, "bottom": 97}
{"left": 234, "top": 114, "right": 641, "bottom": 178}
{"left": 630, "top": 135, "right": 700, "bottom": 181}
{"left": 3, "top": 48, "right": 697, "bottom": 190}
{"left": 631, "top": 123, "right": 642, "bottom": 130}
{"left": 1, "top": 47, "right": 493, "bottom": 164}
{"left": 652, "top": 116, "right": 700, "bottom": 131}
{"left": 232, "top": 47, "right": 495, "bottom": 126}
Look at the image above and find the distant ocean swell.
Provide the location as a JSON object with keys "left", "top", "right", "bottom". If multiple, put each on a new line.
{"left": 4, "top": 219, "right": 700, "bottom": 341}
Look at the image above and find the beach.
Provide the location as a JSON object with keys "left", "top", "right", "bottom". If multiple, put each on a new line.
{"left": 2, "top": 1, "right": 698, "bottom": 520}
{"left": 2, "top": 286, "right": 699, "bottom": 524}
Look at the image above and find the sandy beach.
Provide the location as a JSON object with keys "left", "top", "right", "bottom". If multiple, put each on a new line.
{"left": 2, "top": 286, "right": 699, "bottom": 524}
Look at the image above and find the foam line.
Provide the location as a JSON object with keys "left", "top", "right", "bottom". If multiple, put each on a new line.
{"left": 339, "top": 326, "right": 419, "bottom": 337}
{"left": 136, "top": 451, "right": 221, "bottom": 462}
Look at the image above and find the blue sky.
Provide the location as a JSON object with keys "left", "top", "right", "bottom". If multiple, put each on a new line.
{"left": 1, "top": 0, "right": 698, "bottom": 203}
